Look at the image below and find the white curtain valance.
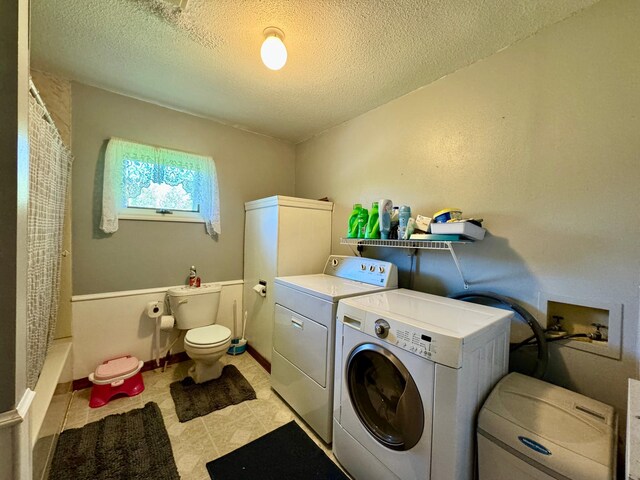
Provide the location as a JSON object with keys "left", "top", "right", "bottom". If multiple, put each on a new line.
{"left": 100, "top": 137, "right": 221, "bottom": 236}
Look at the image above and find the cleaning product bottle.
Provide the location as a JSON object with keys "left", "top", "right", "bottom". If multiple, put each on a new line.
{"left": 365, "top": 202, "right": 380, "bottom": 239}
{"left": 189, "top": 266, "right": 197, "bottom": 287}
{"left": 357, "top": 208, "right": 369, "bottom": 239}
{"left": 390, "top": 206, "right": 400, "bottom": 239}
{"left": 379, "top": 199, "right": 393, "bottom": 239}
{"left": 398, "top": 205, "right": 411, "bottom": 240}
{"left": 347, "top": 203, "right": 362, "bottom": 238}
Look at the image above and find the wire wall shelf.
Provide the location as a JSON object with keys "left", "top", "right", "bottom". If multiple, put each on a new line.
{"left": 340, "top": 237, "right": 474, "bottom": 289}
{"left": 340, "top": 238, "right": 471, "bottom": 250}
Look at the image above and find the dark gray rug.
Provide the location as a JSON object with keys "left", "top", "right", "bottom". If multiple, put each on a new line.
{"left": 206, "top": 421, "right": 349, "bottom": 480}
{"left": 49, "top": 402, "right": 179, "bottom": 480}
{"left": 170, "top": 364, "right": 256, "bottom": 422}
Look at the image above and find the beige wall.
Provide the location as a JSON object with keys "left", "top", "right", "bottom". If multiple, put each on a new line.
{"left": 72, "top": 83, "right": 295, "bottom": 295}
{"left": 30, "top": 70, "right": 73, "bottom": 339}
{"left": 296, "top": 0, "right": 640, "bottom": 419}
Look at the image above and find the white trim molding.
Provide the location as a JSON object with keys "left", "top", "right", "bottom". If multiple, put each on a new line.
{"left": 0, "top": 389, "right": 35, "bottom": 430}
{"left": 72, "top": 279, "right": 244, "bottom": 302}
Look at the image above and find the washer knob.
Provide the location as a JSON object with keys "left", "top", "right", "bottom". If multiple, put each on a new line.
{"left": 374, "top": 319, "right": 390, "bottom": 339}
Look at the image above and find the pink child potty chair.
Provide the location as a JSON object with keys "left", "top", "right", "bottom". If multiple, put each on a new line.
{"left": 88, "top": 355, "right": 145, "bottom": 408}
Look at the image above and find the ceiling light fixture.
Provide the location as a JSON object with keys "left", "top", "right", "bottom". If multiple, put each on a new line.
{"left": 261, "top": 27, "right": 287, "bottom": 71}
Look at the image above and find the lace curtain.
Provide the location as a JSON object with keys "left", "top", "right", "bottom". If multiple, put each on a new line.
{"left": 100, "top": 137, "right": 221, "bottom": 236}
{"left": 27, "top": 91, "right": 74, "bottom": 389}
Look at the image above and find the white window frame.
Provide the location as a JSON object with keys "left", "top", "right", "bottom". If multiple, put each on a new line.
{"left": 118, "top": 209, "right": 205, "bottom": 224}
{"left": 100, "top": 137, "right": 221, "bottom": 236}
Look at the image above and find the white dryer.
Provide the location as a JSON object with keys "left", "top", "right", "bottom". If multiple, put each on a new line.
{"left": 333, "top": 289, "right": 512, "bottom": 480}
{"left": 273, "top": 255, "right": 398, "bottom": 443}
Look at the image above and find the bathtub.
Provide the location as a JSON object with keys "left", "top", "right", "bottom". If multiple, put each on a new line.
{"left": 31, "top": 338, "right": 72, "bottom": 480}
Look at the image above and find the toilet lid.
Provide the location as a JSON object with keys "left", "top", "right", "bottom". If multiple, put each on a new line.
{"left": 185, "top": 325, "right": 231, "bottom": 347}
{"left": 94, "top": 356, "right": 140, "bottom": 382}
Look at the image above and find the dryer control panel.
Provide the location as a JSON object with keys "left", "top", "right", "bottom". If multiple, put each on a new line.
{"left": 323, "top": 255, "right": 398, "bottom": 287}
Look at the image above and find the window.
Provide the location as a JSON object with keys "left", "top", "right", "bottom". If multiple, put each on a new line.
{"left": 123, "top": 158, "right": 200, "bottom": 214}
{"left": 100, "top": 137, "right": 220, "bottom": 236}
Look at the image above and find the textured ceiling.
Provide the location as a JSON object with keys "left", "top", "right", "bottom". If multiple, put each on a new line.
{"left": 31, "top": 0, "right": 598, "bottom": 143}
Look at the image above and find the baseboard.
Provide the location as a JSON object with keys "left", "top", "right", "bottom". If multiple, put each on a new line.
{"left": 71, "top": 351, "right": 190, "bottom": 391}
{"left": 247, "top": 343, "right": 271, "bottom": 374}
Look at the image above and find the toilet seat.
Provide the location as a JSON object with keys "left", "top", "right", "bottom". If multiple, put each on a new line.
{"left": 185, "top": 325, "right": 231, "bottom": 348}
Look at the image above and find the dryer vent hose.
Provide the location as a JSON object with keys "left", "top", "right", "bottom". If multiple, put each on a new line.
{"left": 449, "top": 291, "right": 548, "bottom": 379}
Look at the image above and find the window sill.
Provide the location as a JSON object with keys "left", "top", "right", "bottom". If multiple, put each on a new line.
{"left": 118, "top": 213, "right": 204, "bottom": 224}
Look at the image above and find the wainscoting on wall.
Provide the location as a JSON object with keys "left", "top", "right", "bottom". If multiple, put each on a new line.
{"left": 71, "top": 280, "right": 243, "bottom": 380}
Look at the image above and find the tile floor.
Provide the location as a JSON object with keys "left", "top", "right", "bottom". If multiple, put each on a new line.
{"left": 62, "top": 353, "right": 348, "bottom": 480}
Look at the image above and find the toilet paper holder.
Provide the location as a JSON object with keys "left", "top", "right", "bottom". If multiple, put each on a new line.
{"left": 253, "top": 280, "right": 267, "bottom": 297}
{"left": 146, "top": 300, "right": 164, "bottom": 318}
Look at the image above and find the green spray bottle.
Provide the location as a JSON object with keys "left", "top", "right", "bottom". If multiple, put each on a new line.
{"left": 347, "top": 203, "right": 362, "bottom": 238}
{"left": 357, "top": 208, "right": 369, "bottom": 239}
{"left": 365, "top": 202, "right": 380, "bottom": 239}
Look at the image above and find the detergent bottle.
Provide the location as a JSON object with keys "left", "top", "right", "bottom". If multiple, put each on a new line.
{"left": 379, "top": 199, "right": 393, "bottom": 239}
{"left": 347, "top": 203, "right": 362, "bottom": 238}
{"left": 357, "top": 208, "right": 369, "bottom": 239}
{"left": 365, "top": 202, "right": 380, "bottom": 239}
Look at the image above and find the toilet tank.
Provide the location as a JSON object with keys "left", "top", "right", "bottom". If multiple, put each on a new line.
{"left": 167, "top": 283, "right": 222, "bottom": 330}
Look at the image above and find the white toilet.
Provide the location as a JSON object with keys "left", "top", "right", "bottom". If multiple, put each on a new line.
{"left": 167, "top": 283, "right": 232, "bottom": 384}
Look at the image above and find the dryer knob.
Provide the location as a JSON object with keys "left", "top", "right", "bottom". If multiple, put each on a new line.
{"left": 374, "top": 319, "right": 390, "bottom": 339}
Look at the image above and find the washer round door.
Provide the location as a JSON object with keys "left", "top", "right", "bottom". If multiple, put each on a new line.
{"left": 346, "top": 343, "right": 425, "bottom": 451}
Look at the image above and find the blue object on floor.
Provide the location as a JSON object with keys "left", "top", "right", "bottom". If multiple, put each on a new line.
{"left": 227, "top": 338, "right": 246, "bottom": 355}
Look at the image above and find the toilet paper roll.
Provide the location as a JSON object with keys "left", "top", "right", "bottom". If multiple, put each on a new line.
{"left": 253, "top": 284, "right": 267, "bottom": 297}
{"left": 146, "top": 301, "right": 164, "bottom": 318}
{"left": 158, "top": 315, "right": 175, "bottom": 331}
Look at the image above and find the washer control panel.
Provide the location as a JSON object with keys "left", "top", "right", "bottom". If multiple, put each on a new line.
{"left": 365, "top": 314, "right": 462, "bottom": 368}
{"left": 324, "top": 255, "right": 398, "bottom": 287}
{"left": 393, "top": 325, "right": 433, "bottom": 357}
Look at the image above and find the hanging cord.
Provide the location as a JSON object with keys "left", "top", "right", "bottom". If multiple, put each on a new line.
{"left": 449, "top": 291, "right": 548, "bottom": 379}
{"left": 408, "top": 249, "right": 417, "bottom": 290}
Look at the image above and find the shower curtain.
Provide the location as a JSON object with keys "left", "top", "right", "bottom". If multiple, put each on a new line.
{"left": 26, "top": 86, "right": 73, "bottom": 389}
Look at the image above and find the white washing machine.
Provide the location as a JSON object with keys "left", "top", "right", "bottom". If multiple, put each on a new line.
{"left": 333, "top": 289, "right": 512, "bottom": 480}
{"left": 272, "top": 255, "right": 398, "bottom": 443}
